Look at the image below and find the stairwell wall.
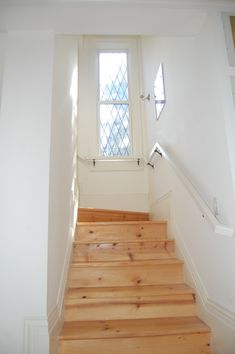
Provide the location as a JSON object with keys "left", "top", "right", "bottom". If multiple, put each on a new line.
{"left": 47, "top": 35, "right": 79, "bottom": 352}
{"left": 141, "top": 14, "right": 235, "bottom": 227}
{"left": 0, "top": 31, "right": 54, "bottom": 354}
{"left": 141, "top": 12, "right": 235, "bottom": 354}
{"left": 0, "top": 33, "right": 6, "bottom": 108}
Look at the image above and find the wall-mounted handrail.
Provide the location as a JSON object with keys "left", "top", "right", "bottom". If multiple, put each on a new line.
{"left": 148, "top": 141, "right": 234, "bottom": 238}
{"left": 147, "top": 144, "right": 163, "bottom": 168}
{"left": 77, "top": 154, "right": 143, "bottom": 167}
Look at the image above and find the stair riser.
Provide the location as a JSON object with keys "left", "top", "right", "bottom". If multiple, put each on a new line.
{"left": 69, "top": 263, "right": 184, "bottom": 288}
{"left": 78, "top": 208, "right": 149, "bottom": 222}
{"left": 73, "top": 240, "right": 174, "bottom": 262}
{"left": 59, "top": 333, "right": 211, "bottom": 354}
{"left": 76, "top": 223, "right": 167, "bottom": 242}
{"left": 64, "top": 302, "right": 196, "bottom": 321}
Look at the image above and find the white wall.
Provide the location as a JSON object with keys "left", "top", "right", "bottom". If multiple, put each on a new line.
{"left": 78, "top": 162, "right": 149, "bottom": 211}
{"left": 0, "top": 31, "right": 54, "bottom": 354}
{"left": 141, "top": 12, "right": 235, "bottom": 354}
{"left": 0, "top": 33, "right": 7, "bottom": 107}
{"left": 47, "top": 35, "right": 78, "bottom": 350}
{"left": 142, "top": 14, "right": 235, "bottom": 227}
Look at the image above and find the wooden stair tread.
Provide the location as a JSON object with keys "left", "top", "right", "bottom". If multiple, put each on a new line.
{"left": 71, "top": 258, "right": 183, "bottom": 267}
{"left": 66, "top": 284, "right": 195, "bottom": 300}
{"left": 59, "top": 316, "right": 210, "bottom": 340}
{"left": 64, "top": 285, "right": 197, "bottom": 321}
{"left": 65, "top": 284, "right": 195, "bottom": 306}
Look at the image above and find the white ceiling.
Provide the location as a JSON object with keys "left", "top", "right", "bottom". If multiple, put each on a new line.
{"left": 0, "top": 0, "right": 235, "bottom": 6}
{"left": 0, "top": 0, "right": 234, "bottom": 34}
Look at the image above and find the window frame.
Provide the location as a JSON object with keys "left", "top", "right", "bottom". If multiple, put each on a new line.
{"left": 78, "top": 36, "right": 143, "bottom": 167}
{"left": 97, "top": 49, "right": 132, "bottom": 157}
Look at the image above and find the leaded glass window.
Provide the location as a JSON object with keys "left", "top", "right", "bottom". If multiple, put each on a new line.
{"left": 98, "top": 51, "right": 131, "bottom": 157}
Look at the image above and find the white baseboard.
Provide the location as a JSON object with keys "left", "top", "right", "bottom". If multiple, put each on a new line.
{"left": 171, "top": 208, "right": 235, "bottom": 332}
{"left": 24, "top": 317, "right": 49, "bottom": 354}
{"left": 48, "top": 225, "right": 74, "bottom": 334}
{"left": 48, "top": 305, "right": 60, "bottom": 335}
{"left": 150, "top": 192, "right": 235, "bottom": 333}
{"left": 207, "top": 298, "right": 235, "bottom": 331}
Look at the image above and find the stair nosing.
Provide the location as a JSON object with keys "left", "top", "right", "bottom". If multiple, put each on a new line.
{"left": 73, "top": 239, "right": 174, "bottom": 245}
{"left": 77, "top": 220, "right": 167, "bottom": 226}
{"left": 70, "top": 258, "right": 183, "bottom": 267}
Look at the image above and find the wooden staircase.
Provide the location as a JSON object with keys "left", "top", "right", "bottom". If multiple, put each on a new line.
{"left": 59, "top": 208, "right": 211, "bottom": 354}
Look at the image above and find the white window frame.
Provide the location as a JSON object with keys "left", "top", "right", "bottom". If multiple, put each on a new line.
{"left": 78, "top": 36, "right": 144, "bottom": 167}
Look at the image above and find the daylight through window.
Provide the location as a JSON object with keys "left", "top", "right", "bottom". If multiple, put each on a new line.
{"left": 98, "top": 51, "right": 131, "bottom": 157}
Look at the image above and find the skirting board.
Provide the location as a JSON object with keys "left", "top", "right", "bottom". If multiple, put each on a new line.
{"left": 48, "top": 225, "right": 75, "bottom": 334}
{"left": 207, "top": 298, "right": 235, "bottom": 330}
{"left": 24, "top": 317, "right": 49, "bottom": 354}
{"left": 151, "top": 192, "right": 235, "bottom": 332}
{"left": 172, "top": 211, "right": 235, "bottom": 332}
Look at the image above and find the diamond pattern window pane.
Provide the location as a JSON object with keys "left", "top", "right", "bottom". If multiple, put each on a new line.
{"left": 99, "top": 52, "right": 128, "bottom": 101}
{"left": 100, "top": 104, "right": 131, "bottom": 157}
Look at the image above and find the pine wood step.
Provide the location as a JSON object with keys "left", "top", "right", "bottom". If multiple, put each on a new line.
{"left": 65, "top": 284, "right": 195, "bottom": 301}
{"left": 76, "top": 221, "right": 167, "bottom": 242}
{"left": 72, "top": 239, "right": 174, "bottom": 262}
{"left": 60, "top": 316, "right": 210, "bottom": 340}
{"left": 64, "top": 284, "right": 196, "bottom": 321}
{"left": 60, "top": 210, "right": 211, "bottom": 353}
{"left": 59, "top": 317, "right": 211, "bottom": 354}
{"left": 78, "top": 208, "right": 149, "bottom": 222}
{"left": 60, "top": 333, "right": 211, "bottom": 354}
{"left": 69, "top": 259, "right": 184, "bottom": 288}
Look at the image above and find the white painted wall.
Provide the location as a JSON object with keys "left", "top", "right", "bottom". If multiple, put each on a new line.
{"left": 47, "top": 35, "right": 78, "bottom": 350}
{"left": 78, "top": 162, "right": 149, "bottom": 211}
{"left": 141, "top": 12, "right": 235, "bottom": 354}
{"left": 0, "top": 33, "right": 7, "bottom": 107}
{"left": 0, "top": 31, "right": 54, "bottom": 354}
{"left": 142, "top": 14, "right": 235, "bottom": 227}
